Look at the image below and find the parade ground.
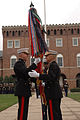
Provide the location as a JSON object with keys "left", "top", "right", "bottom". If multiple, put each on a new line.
{"left": 0, "top": 94, "right": 80, "bottom": 120}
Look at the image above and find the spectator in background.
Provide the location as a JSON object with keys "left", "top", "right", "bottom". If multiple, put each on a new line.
{"left": 64, "top": 81, "right": 69, "bottom": 97}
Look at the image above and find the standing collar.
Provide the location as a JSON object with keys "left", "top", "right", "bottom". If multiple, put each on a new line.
{"left": 19, "top": 58, "right": 25, "bottom": 63}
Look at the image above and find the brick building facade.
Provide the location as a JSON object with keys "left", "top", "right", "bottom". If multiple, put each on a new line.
{"left": 0, "top": 51, "right": 3, "bottom": 76}
{"left": 0, "top": 24, "right": 80, "bottom": 89}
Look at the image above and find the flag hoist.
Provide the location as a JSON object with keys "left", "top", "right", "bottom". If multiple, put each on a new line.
{"left": 28, "top": 2, "right": 48, "bottom": 119}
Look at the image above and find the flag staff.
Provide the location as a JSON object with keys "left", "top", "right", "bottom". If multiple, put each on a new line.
{"left": 44, "top": 0, "right": 47, "bottom": 43}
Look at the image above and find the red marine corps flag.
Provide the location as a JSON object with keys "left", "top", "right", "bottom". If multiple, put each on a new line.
{"left": 28, "top": 2, "right": 48, "bottom": 119}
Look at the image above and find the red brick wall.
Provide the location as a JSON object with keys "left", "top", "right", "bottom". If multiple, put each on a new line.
{"left": 2, "top": 26, "right": 31, "bottom": 77}
{"left": 0, "top": 58, "right": 3, "bottom": 76}
{"left": 68, "top": 80, "right": 76, "bottom": 89}
{"left": 46, "top": 24, "right": 80, "bottom": 88}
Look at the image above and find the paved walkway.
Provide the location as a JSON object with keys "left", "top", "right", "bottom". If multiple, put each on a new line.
{"left": 0, "top": 94, "right": 80, "bottom": 120}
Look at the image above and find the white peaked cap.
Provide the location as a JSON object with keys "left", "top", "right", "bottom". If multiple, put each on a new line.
{"left": 45, "top": 50, "right": 58, "bottom": 56}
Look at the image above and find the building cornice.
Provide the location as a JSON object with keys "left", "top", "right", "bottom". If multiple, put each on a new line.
{"left": 2, "top": 23, "right": 80, "bottom": 29}
{"left": 2, "top": 25, "right": 28, "bottom": 32}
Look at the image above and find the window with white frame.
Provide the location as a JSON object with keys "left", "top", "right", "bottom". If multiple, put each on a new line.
{"left": 56, "top": 38, "right": 63, "bottom": 47}
{"left": 14, "top": 40, "right": 20, "bottom": 48}
{"left": 72, "top": 37, "right": 78, "bottom": 46}
{"left": 57, "top": 54, "right": 63, "bottom": 67}
{"left": 10, "top": 55, "right": 17, "bottom": 68}
{"left": 7, "top": 40, "right": 13, "bottom": 48}
{"left": 77, "top": 53, "right": 80, "bottom": 67}
{"left": 30, "top": 56, "right": 35, "bottom": 65}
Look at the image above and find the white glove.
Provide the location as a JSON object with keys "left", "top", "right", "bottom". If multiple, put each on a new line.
{"left": 42, "top": 82, "right": 45, "bottom": 87}
{"left": 34, "top": 57, "right": 41, "bottom": 65}
{"left": 28, "top": 70, "right": 40, "bottom": 78}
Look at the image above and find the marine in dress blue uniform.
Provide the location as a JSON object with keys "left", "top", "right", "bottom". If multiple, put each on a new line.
{"left": 28, "top": 50, "right": 63, "bottom": 120}
{"left": 14, "top": 48, "right": 40, "bottom": 120}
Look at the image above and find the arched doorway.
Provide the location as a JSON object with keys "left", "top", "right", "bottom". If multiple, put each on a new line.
{"left": 76, "top": 73, "right": 80, "bottom": 88}
{"left": 59, "top": 73, "right": 67, "bottom": 90}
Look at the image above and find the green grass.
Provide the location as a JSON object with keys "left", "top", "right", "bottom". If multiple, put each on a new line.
{"left": 68, "top": 92, "right": 80, "bottom": 102}
{"left": 0, "top": 94, "right": 18, "bottom": 112}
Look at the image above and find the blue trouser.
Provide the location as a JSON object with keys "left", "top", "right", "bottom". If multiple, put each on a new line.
{"left": 47, "top": 99, "right": 62, "bottom": 120}
{"left": 18, "top": 96, "right": 29, "bottom": 120}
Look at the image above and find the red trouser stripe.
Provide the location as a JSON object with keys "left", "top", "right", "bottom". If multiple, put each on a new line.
{"left": 20, "top": 97, "right": 24, "bottom": 120}
{"left": 49, "top": 100, "right": 54, "bottom": 120}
